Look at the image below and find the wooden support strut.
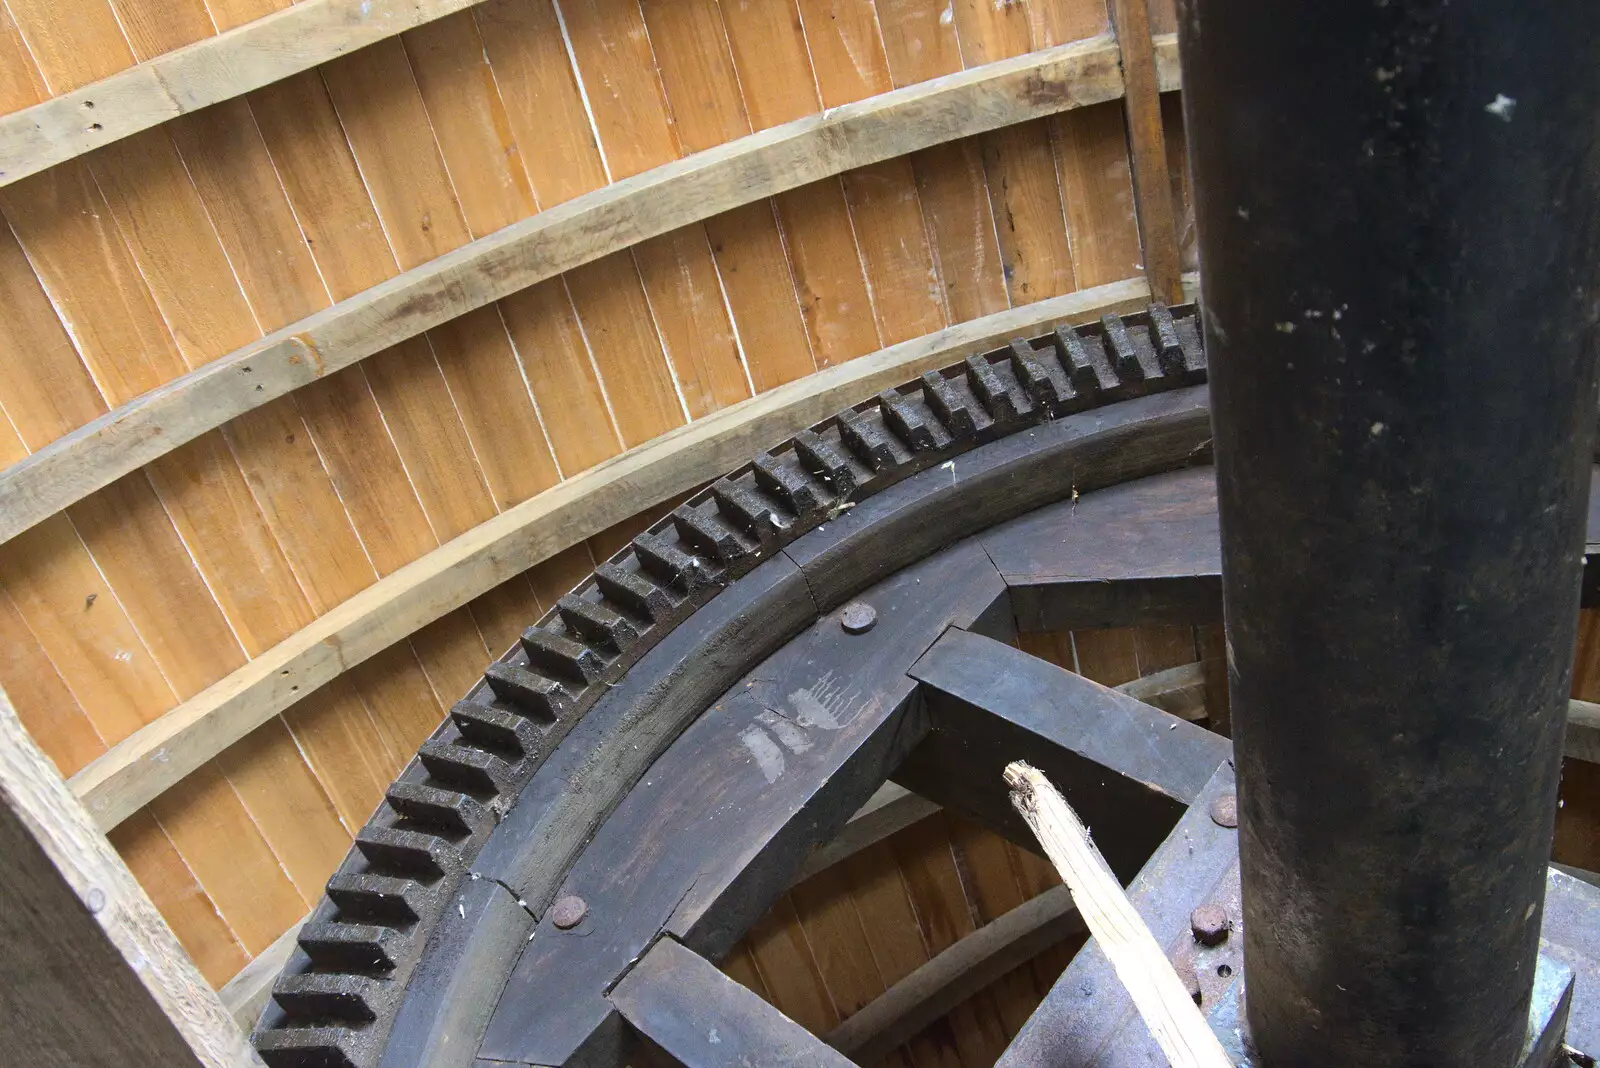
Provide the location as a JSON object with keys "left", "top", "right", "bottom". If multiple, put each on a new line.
{"left": 0, "top": 685, "right": 261, "bottom": 1067}
{"left": 1110, "top": 0, "right": 1184, "bottom": 306}
{"left": 0, "top": 34, "right": 1181, "bottom": 548}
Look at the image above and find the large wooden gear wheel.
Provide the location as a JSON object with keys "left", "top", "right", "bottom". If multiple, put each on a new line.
{"left": 249, "top": 302, "right": 1600, "bottom": 1067}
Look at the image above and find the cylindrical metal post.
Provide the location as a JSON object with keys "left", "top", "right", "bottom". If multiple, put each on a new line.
{"left": 1177, "top": 2, "right": 1600, "bottom": 1064}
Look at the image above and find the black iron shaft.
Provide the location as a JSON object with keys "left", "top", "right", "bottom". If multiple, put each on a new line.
{"left": 1176, "top": 1, "right": 1600, "bottom": 1063}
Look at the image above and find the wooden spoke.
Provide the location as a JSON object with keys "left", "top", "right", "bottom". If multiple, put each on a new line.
{"left": 611, "top": 937, "right": 857, "bottom": 1068}
{"left": 900, "top": 627, "right": 1228, "bottom": 877}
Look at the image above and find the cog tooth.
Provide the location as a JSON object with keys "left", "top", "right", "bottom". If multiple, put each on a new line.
{"left": 325, "top": 872, "right": 425, "bottom": 927}
{"left": 518, "top": 626, "right": 605, "bottom": 684}
{"left": 482, "top": 662, "right": 568, "bottom": 720}
{"left": 450, "top": 700, "right": 540, "bottom": 759}
{"left": 384, "top": 781, "right": 490, "bottom": 839}
{"left": 594, "top": 560, "right": 673, "bottom": 621}
{"left": 295, "top": 921, "right": 405, "bottom": 973}
{"left": 877, "top": 388, "right": 940, "bottom": 452}
{"left": 556, "top": 594, "right": 638, "bottom": 652}
{"left": 835, "top": 406, "right": 900, "bottom": 471}
{"left": 417, "top": 738, "right": 516, "bottom": 797}
{"left": 920, "top": 370, "right": 977, "bottom": 439}
{"left": 671, "top": 504, "right": 750, "bottom": 564}
{"left": 270, "top": 972, "right": 381, "bottom": 1025}
{"left": 632, "top": 531, "right": 714, "bottom": 591}
{"left": 793, "top": 429, "right": 859, "bottom": 498}
{"left": 355, "top": 826, "right": 459, "bottom": 881}
{"left": 1052, "top": 323, "right": 1119, "bottom": 395}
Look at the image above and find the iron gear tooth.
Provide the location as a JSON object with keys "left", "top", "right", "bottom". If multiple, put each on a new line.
{"left": 270, "top": 973, "right": 381, "bottom": 1025}
{"left": 671, "top": 503, "right": 750, "bottom": 564}
{"left": 834, "top": 406, "right": 900, "bottom": 471}
{"left": 254, "top": 1025, "right": 367, "bottom": 1068}
{"left": 632, "top": 530, "right": 714, "bottom": 592}
{"left": 1008, "top": 338, "right": 1067, "bottom": 410}
{"left": 592, "top": 560, "right": 673, "bottom": 622}
{"left": 450, "top": 700, "right": 539, "bottom": 759}
{"left": 1150, "top": 303, "right": 1188, "bottom": 377}
{"left": 384, "top": 781, "right": 490, "bottom": 839}
{"left": 964, "top": 353, "right": 1034, "bottom": 428}
{"left": 920, "top": 369, "right": 977, "bottom": 439}
{"left": 752, "top": 452, "right": 825, "bottom": 518}
{"left": 417, "top": 738, "right": 516, "bottom": 797}
{"left": 517, "top": 625, "right": 606, "bottom": 683}
{"left": 792, "top": 428, "right": 859, "bottom": 497}
{"left": 325, "top": 871, "right": 425, "bottom": 926}
{"left": 876, "top": 387, "right": 939, "bottom": 452}
{"left": 355, "top": 825, "right": 460, "bottom": 881}
{"left": 711, "top": 480, "right": 782, "bottom": 543}
{"left": 1052, "top": 323, "right": 1119, "bottom": 394}
{"left": 295, "top": 921, "right": 406, "bottom": 973}
{"left": 1101, "top": 313, "right": 1146, "bottom": 381}
{"left": 556, "top": 593, "right": 639, "bottom": 652}
{"left": 482, "top": 661, "right": 568, "bottom": 720}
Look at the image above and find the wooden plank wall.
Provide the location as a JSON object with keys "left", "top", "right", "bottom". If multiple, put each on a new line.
{"left": 0, "top": 0, "right": 1162, "bottom": 993}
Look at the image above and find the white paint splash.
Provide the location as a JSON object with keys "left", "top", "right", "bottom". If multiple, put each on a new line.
{"left": 739, "top": 725, "right": 786, "bottom": 784}
{"left": 756, "top": 710, "right": 812, "bottom": 754}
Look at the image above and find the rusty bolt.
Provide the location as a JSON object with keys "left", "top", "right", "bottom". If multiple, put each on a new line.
{"left": 841, "top": 601, "right": 878, "bottom": 634}
{"left": 550, "top": 895, "right": 588, "bottom": 930}
{"left": 1209, "top": 793, "right": 1238, "bottom": 829}
{"left": 1190, "top": 903, "right": 1231, "bottom": 946}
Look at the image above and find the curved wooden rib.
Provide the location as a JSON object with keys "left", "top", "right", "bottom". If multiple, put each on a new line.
{"left": 0, "top": 34, "right": 1183, "bottom": 547}
{"left": 826, "top": 886, "right": 1083, "bottom": 1063}
{"left": 0, "top": 0, "right": 484, "bottom": 188}
{"left": 68, "top": 277, "right": 1167, "bottom": 833}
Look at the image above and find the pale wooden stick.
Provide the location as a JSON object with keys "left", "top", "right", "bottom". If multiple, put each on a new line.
{"left": 1005, "top": 761, "right": 1233, "bottom": 1068}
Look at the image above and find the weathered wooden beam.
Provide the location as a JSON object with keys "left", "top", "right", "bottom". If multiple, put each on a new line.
{"left": 1116, "top": 661, "right": 1208, "bottom": 720}
{"left": 69, "top": 277, "right": 1166, "bottom": 833}
{"left": 1110, "top": 0, "right": 1184, "bottom": 305}
{"left": 0, "top": 686, "right": 260, "bottom": 1066}
{"left": 900, "top": 626, "right": 1229, "bottom": 877}
{"left": 611, "top": 937, "right": 857, "bottom": 1068}
{"left": 826, "top": 884, "right": 1083, "bottom": 1063}
{"left": 0, "top": 0, "right": 486, "bottom": 188}
{"left": 0, "top": 35, "right": 1183, "bottom": 547}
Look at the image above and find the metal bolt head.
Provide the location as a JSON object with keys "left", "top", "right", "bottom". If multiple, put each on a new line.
{"left": 1191, "top": 903, "right": 1231, "bottom": 946}
{"left": 1210, "top": 793, "right": 1238, "bottom": 828}
{"left": 550, "top": 895, "right": 588, "bottom": 930}
{"left": 840, "top": 601, "right": 878, "bottom": 634}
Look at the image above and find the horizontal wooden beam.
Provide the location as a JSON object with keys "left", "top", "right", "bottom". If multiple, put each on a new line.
{"left": 0, "top": 0, "right": 484, "bottom": 188}
{"left": 826, "top": 884, "right": 1083, "bottom": 1063}
{"left": 0, "top": 34, "right": 1181, "bottom": 547}
{"left": 0, "top": 686, "right": 261, "bottom": 1066}
{"left": 613, "top": 936, "right": 857, "bottom": 1067}
{"left": 70, "top": 277, "right": 1170, "bottom": 832}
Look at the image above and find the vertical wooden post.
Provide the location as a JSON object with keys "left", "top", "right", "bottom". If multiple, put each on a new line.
{"left": 1109, "top": 0, "right": 1184, "bottom": 305}
{"left": 0, "top": 686, "right": 260, "bottom": 1066}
